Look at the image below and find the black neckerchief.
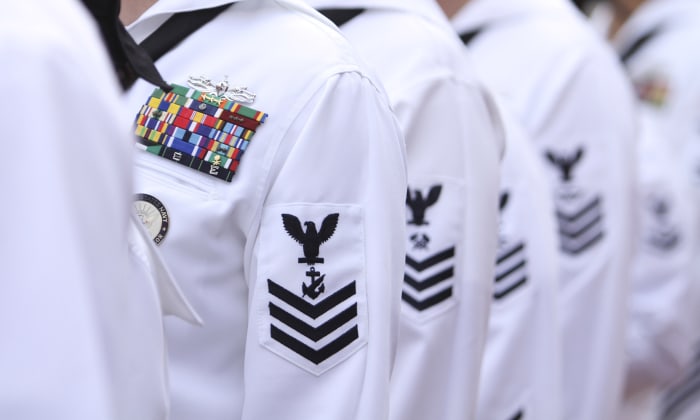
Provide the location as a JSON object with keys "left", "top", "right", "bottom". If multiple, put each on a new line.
{"left": 619, "top": 25, "right": 665, "bottom": 65}
{"left": 80, "top": 0, "right": 235, "bottom": 91}
{"left": 80, "top": 0, "right": 171, "bottom": 91}
{"left": 316, "top": 8, "right": 366, "bottom": 27}
{"left": 458, "top": 27, "right": 485, "bottom": 46}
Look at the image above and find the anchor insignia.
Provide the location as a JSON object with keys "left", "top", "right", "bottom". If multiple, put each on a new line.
{"left": 302, "top": 267, "right": 326, "bottom": 299}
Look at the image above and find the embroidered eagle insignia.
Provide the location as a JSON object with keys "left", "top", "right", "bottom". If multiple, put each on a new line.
{"left": 282, "top": 213, "right": 340, "bottom": 265}
{"left": 546, "top": 147, "right": 584, "bottom": 182}
{"left": 406, "top": 185, "right": 442, "bottom": 225}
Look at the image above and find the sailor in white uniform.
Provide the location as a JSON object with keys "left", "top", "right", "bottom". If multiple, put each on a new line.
{"left": 120, "top": 0, "right": 408, "bottom": 419}
{"left": 622, "top": 109, "right": 698, "bottom": 420}
{"left": 0, "top": 1, "right": 198, "bottom": 419}
{"left": 302, "top": 1, "right": 502, "bottom": 418}
{"left": 588, "top": 1, "right": 700, "bottom": 419}
{"left": 475, "top": 94, "right": 563, "bottom": 420}
{"left": 441, "top": 0, "right": 639, "bottom": 419}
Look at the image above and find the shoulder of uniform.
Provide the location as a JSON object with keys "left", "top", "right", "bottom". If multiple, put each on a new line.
{"left": 505, "top": 12, "right": 621, "bottom": 76}
{"left": 229, "top": 0, "right": 392, "bottom": 102}
{"left": 238, "top": 0, "right": 367, "bottom": 73}
{"left": 341, "top": 8, "right": 481, "bottom": 89}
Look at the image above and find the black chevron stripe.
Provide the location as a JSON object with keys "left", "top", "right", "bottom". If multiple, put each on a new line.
{"left": 267, "top": 280, "right": 355, "bottom": 320}
{"left": 406, "top": 247, "right": 455, "bottom": 271}
{"left": 559, "top": 213, "right": 603, "bottom": 239}
{"left": 651, "top": 232, "right": 679, "bottom": 250}
{"left": 494, "top": 276, "right": 528, "bottom": 300}
{"left": 662, "top": 357, "right": 700, "bottom": 420}
{"left": 496, "top": 242, "right": 525, "bottom": 264}
{"left": 557, "top": 197, "right": 601, "bottom": 222}
{"left": 270, "top": 324, "right": 359, "bottom": 365}
{"left": 509, "top": 409, "right": 524, "bottom": 420}
{"left": 402, "top": 287, "right": 453, "bottom": 311}
{"left": 561, "top": 231, "right": 604, "bottom": 255}
{"left": 404, "top": 267, "right": 454, "bottom": 292}
{"left": 495, "top": 260, "right": 526, "bottom": 283}
{"left": 662, "top": 373, "right": 700, "bottom": 420}
{"left": 269, "top": 302, "right": 357, "bottom": 342}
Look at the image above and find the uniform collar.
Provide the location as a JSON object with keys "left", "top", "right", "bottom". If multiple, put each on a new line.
{"left": 128, "top": 0, "right": 335, "bottom": 41}
{"left": 125, "top": 0, "right": 242, "bottom": 42}
{"left": 451, "top": 0, "right": 575, "bottom": 33}
{"left": 133, "top": 0, "right": 241, "bottom": 23}
{"left": 605, "top": 0, "right": 700, "bottom": 50}
{"left": 305, "top": 0, "right": 450, "bottom": 27}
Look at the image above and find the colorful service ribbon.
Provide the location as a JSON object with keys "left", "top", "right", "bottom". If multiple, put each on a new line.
{"left": 133, "top": 83, "right": 268, "bottom": 182}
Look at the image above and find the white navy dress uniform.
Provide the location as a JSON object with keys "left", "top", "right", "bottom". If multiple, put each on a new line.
{"left": 589, "top": 2, "right": 700, "bottom": 419}
{"left": 451, "top": 0, "right": 638, "bottom": 419}
{"left": 124, "top": 1, "right": 408, "bottom": 419}
{"left": 621, "top": 111, "right": 698, "bottom": 420}
{"left": 0, "top": 1, "right": 199, "bottom": 419}
{"left": 303, "top": 1, "right": 502, "bottom": 418}
{"left": 476, "top": 95, "right": 562, "bottom": 420}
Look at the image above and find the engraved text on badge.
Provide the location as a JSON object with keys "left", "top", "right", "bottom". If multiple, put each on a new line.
{"left": 133, "top": 193, "right": 169, "bottom": 245}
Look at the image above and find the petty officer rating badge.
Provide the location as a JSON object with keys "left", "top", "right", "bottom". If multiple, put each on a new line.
{"left": 644, "top": 194, "right": 681, "bottom": 252}
{"left": 403, "top": 183, "right": 458, "bottom": 315}
{"left": 493, "top": 190, "right": 529, "bottom": 301}
{"left": 132, "top": 76, "right": 268, "bottom": 182}
{"left": 261, "top": 207, "right": 365, "bottom": 375}
{"left": 545, "top": 146, "right": 605, "bottom": 255}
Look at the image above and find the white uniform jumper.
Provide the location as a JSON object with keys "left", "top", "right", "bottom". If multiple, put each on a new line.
{"left": 452, "top": 0, "right": 638, "bottom": 419}
{"left": 304, "top": 1, "right": 502, "bottom": 418}
{"left": 590, "top": 2, "right": 700, "bottom": 419}
{"left": 125, "top": 1, "right": 408, "bottom": 419}
{"left": 475, "top": 95, "right": 562, "bottom": 420}
{"left": 0, "top": 1, "right": 197, "bottom": 419}
{"left": 623, "top": 111, "right": 698, "bottom": 420}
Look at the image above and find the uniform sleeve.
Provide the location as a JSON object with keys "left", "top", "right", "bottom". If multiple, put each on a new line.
{"left": 624, "top": 111, "right": 700, "bottom": 397}
{"left": 243, "top": 71, "right": 407, "bottom": 420}
{"left": 0, "top": 9, "right": 138, "bottom": 420}
{"left": 535, "top": 50, "right": 638, "bottom": 420}
{"left": 477, "top": 95, "right": 564, "bottom": 420}
{"left": 646, "top": 53, "right": 700, "bottom": 420}
{"left": 385, "top": 74, "right": 500, "bottom": 420}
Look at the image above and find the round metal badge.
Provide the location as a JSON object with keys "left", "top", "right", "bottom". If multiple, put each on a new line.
{"left": 133, "top": 193, "right": 169, "bottom": 245}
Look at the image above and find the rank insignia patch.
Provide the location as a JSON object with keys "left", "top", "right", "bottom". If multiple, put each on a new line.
{"left": 545, "top": 147, "right": 605, "bottom": 256}
{"left": 132, "top": 77, "right": 268, "bottom": 182}
{"left": 494, "top": 190, "right": 528, "bottom": 300}
{"left": 403, "top": 181, "right": 462, "bottom": 320}
{"left": 133, "top": 193, "right": 169, "bottom": 245}
{"left": 643, "top": 195, "right": 681, "bottom": 253}
{"left": 257, "top": 205, "right": 366, "bottom": 375}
